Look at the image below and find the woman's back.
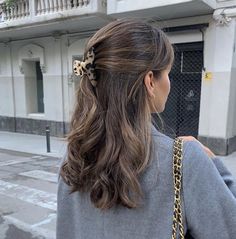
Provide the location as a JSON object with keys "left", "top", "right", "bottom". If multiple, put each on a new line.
{"left": 56, "top": 124, "right": 236, "bottom": 239}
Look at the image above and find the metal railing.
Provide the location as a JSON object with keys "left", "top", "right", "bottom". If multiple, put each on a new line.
{"left": 36, "top": 0, "right": 90, "bottom": 15}
{"left": 0, "top": 0, "right": 91, "bottom": 22}
{"left": 0, "top": 0, "right": 30, "bottom": 21}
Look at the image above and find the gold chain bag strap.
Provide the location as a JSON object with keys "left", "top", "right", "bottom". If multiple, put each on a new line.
{"left": 172, "top": 138, "right": 185, "bottom": 239}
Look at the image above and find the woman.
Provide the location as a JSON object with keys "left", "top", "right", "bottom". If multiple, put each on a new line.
{"left": 56, "top": 19, "right": 236, "bottom": 239}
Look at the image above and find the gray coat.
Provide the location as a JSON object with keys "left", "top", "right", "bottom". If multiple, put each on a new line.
{"left": 56, "top": 124, "right": 236, "bottom": 239}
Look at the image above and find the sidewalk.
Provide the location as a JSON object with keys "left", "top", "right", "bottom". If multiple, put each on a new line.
{"left": 0, "top": 130, "right": 236, "bottom": 176}
{"left": 0, "top": 131, "right": 67, "bottom": 158}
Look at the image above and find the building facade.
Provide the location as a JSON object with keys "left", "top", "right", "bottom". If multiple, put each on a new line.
{"left": 0, "top": 0, "right": 236, "bottom": 155}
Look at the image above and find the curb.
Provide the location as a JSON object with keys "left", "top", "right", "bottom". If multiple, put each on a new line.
{"left": 0, "top": 148, "right": 62, "bottom": 159}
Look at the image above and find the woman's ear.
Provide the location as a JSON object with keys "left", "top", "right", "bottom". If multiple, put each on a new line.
{"left": 144, "top": 71, "right": 155, "bottom": 98}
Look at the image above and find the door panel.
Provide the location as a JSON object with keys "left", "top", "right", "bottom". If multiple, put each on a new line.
{"left": 157, "top": 42, "right": 203, "bottom": 138}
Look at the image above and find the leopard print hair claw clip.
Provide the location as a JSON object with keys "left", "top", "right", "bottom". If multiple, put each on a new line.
{"left": 73, "top": 47, "right": 97, "bottom": 86}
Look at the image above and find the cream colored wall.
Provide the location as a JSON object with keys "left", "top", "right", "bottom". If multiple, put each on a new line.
{"left": 0, "top": 35, "right": 90, "bottom": 124}
{"left": 198, "top": 18, "right": 235, "bottom": 138}
{"left": 0, "top": 75, "right": 14, "bottom": 116}
{"left": 167, "top": 31, "right": 203, "bottom": 44}
{"left": 107, "top": 0, "right": 210, "bottom": 14}
{"left": 0, "top": 43, "right": 15, "bottom": 117}
{"left": 227, "top": 24, "right": 236, "bottom": 137}
{"left": 227, "top": 68, "right": 236, "bottom": 137}
{"left": 11, "top": 36, "right": 65, "bottom": 122}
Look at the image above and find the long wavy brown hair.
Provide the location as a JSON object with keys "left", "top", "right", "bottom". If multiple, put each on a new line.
{"left": 60, "top": 19, "right": 174, "bottom": 210}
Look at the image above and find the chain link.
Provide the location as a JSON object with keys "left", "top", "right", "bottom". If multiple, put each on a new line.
{"left": 172, "top": 138, "right": 185, "bottom": 239}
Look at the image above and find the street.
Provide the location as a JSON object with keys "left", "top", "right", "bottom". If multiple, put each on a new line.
{"left": 0, "top": 150, "right": 59, "bottom": 239}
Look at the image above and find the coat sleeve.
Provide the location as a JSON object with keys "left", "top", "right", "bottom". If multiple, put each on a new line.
{"left": 182, "top": 141, "right": 236, "bottom": 239}
{"left": 212, "top": 157, "right": 236, "bottom": 197}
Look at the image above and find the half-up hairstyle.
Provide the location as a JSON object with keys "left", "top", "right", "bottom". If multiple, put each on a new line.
{"left": 60, "top": 19, "right": 174, "bottom": 210}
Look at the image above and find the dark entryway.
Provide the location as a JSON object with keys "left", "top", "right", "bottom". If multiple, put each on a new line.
{"left": 36, "top": 61, "right": 44, "bottom": 113}
{"left": 154, "top": 42, "right": 203, "bottom": 138}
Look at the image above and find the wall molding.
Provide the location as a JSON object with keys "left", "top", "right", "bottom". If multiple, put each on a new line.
{"left": 198, "top": 135, "right": 236, "bottom": 156}
{"left": 0, "top": 116, "right": 69, "bottom": 137}
{"left": 18, "top": 43, "right": 46, "bottom": 74}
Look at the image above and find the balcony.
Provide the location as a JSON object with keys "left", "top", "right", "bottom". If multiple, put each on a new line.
{"left": 216, "top": 0, "right": 236, "bottom": 8}
{"left": 107, "top": 0, "right": 216, "bottom": 20}
{"left": 0, "top": 0, "right": 110, "bottom": 41}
